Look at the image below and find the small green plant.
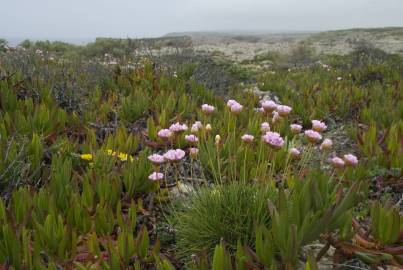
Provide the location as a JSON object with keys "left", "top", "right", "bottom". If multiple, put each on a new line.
{"left": 172, "top": 182, "right": 275, "bottom": 260}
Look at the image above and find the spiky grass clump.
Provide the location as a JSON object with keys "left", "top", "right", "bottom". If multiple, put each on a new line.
{"left": 171, "top": 182, "right": 276, "bottom": 259}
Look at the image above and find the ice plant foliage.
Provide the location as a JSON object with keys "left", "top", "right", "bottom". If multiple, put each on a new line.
{"left": 0, "top": 48, "right": 396, "bottom": 270}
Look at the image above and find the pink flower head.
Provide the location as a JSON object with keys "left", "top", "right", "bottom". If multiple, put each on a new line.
{"left": 194, "top": 121, "right": 203, "bottom": 128}
{"left": 262, "top": 131, "right": 284, "bottom": 150}
{"left": 320, "top": 139, "right": 333, "bottom": 150}
{"left": 191, "top": 121, "right": 203, "bottom": 133}
{"left": 185, "top": 134, "right": 199, "bottom": 144}
{"left": 304, "top": 130, "right": 322, "bottom": 143}
{"left": 343, "top": 154, "right": 358, "bottom": 167}
{"left": 191, "top": 123, "right": 199, "bottom": 134}
{"left": 201, "top": 104, "right": 215, "bottom": 115}
{"left": 148, "top": 172, "right": 164, "bottom": 181}
{"left": 189, "top": 147, "right": 199, "bottom": 158}
{"left": 261, "top": 122, "right": 270, "bottom": 132}
{"left": 157, "top": 129, "right": 173, "bottom": 139}
{"left": 311, "top": 120, "right": 327, "bottom": 133}
{"left": 227, "top": 99, "right": 238, "bottom": 107}
{"left": 289, "top": 147, "right": 301, "bottom": 159}
{"left": 230, "top": 103, "right": 243, "bottom": 114}
{"left": 276, "top": 105, "right": 292, "bottom": 117}
{"left": 261, "top": 100, "right": 278, "bottom": 113}
{"left": 241, "top": 134, "right": 254, "bottom": 143}
{"left": 331, "top": 157, "right": 345, "bottom": 169}
{"left": 163, "top": 149, "right": 186, "bottom": 162}
{"left": 169, "top": 122, "right": 188, "bottom": 133}
{"left": 290, "top": 124, "right": 302, "bottom": 134}
{"left": 148, "top": 154, "right": 165, "bottom": 165}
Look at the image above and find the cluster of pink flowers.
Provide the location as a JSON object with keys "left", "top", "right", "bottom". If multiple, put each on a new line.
{"left": 169, "top": 122, "right": 188, "bottom": 133}
{"left": 163, "top": 149, "right": 186, "bottom": 162}
{"left": 343, "top": 154, "right": 358, "bottom": 166}
{"left": 148, "top": 101, "right": 360, "bottom": 183}
{"left": 331, "top": 157, "right": 345, "bottom": 169}
{"left": 148, "top": 148, "right": 187, "bottom": 181}
{"left": 148, "top": 172, "right": 164, "bottom": 181}
{"left": 241, "top": 134, "right": 254, "bottom": 143}
{"left": 227, "top": 100, "right": 243, "bottom": 114}
{"left": 276, "top": 105, "right": 292, "bottom": 117}
{"left": 191, "top": 121, "right": 203, "bottom": 133}
{"left": 311, "top": 120, "right": 327, "bottom": 132}
{"left": 185, "top": 134, "right": 199, "bottom": 144}
{"left": 289, "top": 147, "right": 301, "bottom": 159}
{"left": 262, "top": 131, "right": 284, "bottom": 150}
{"left": 331, "top": 154, "right": 358, "bottom": 169}
{"left": 290, "top": 124, "right": 302, "bottom": 134}
{"left": 201, "top": 104, "right": 215, "bottom": 115}
{"left": 148, "top": 154, "right": 165, "bottom": 165}
{"left": 261, "top": 122, "right": 270, "bottom": 132}
{"left": 287, "top": 120, "right": 327, "bottom": 145}
{"left": 320, "top": 138, "right": 333, "bottom": 150}
{"left": 157, "top": 129, "right": 173, "bottom": 139}
{"left": 189, "top": 147, "right": 199, "bottom": 158}
{"left": 304, "top": 129, "right": 323, "bottom": 143}
{"left": 261, "top": 100, "right": 277, "bottom": 113}
{"left": 260, "top": 100, "right": 292, "bottom": 121}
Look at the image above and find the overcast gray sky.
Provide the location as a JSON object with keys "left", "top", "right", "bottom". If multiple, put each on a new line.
{"left": 2, "top": 0, "right": 403, "bottom": 42}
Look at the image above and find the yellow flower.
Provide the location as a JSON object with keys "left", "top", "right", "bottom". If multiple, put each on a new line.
{"left": 80, "top": 154, "right": 93, "bottom": 161}
{"left": 105, "top": 149, "right": 134, "bottom": 162}
{"left": 118, "top": 152, "right": 128, "bottom": 161}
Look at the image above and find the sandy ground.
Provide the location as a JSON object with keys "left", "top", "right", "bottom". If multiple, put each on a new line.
{"left": 166, "top": 28, "right": 403, "bottom": 62}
